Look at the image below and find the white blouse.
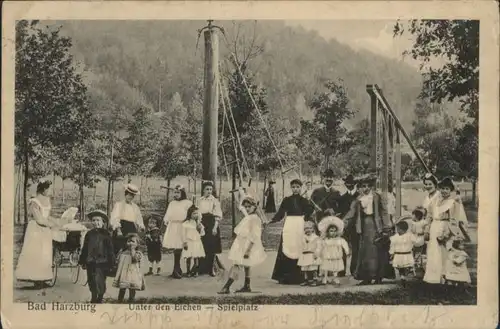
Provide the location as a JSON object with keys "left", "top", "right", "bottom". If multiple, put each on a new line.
{"left": 359, "top": 192, "right": 374, "bottom": 215}
{"left": 110, "top": 201, "right": 144, "bottom": 230}
{"left": 198, "top": 195, "right": 223, "bottom": 220}
{"left": 164, "top": 199, "right": 193, "bottom": 224}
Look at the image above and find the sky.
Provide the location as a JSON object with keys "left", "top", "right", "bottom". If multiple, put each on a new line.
{"left": 285, "top": 20, "right": 424, "bottom": 69}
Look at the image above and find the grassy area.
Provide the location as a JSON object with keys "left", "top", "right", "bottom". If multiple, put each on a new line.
{"left": 104, "top": 282, "right": 476, "bottom": 305}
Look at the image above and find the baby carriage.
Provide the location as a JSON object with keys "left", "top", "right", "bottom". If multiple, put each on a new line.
{"left": 50, "top": 207, "right": 88, "bottom": 287}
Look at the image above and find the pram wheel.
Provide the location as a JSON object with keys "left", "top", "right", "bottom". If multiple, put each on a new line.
{"left": 47, "top": 257, "right": 58, "bottom": 287}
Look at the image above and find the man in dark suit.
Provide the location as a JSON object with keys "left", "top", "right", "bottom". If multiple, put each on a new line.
{"left": 337, "top": 174, "right": 359, "bottom": 277}
{"left": 310, "top": 169, "right": 342, "bottom": 221}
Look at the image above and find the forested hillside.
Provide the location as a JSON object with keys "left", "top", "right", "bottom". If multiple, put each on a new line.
{"left": 53, "top": 20, "right": 423, "bottom": 131}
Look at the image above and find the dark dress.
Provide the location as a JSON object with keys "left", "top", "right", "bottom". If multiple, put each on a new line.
{"left": 113, "top": 220, "right": 138, "bottom": 256}
{"left": 264, "top": 186, "right": 277, "bottom": 213}
{"left": 145, "top": 227, "right": 162, "bottom": 262}
{"left": 271, "top": 194, "right": 314, "bottom": 284}
{"left": 78, "top": 228, "right": 116, "bottom": 302}
{"left": 338, "top": 189, "right": 360, "bottom": 276}
{"left": 310, "top": 186, "right": 342, "bottom": 221}
{"left": 344, "top": 192, "right": 395, "bottom": 282}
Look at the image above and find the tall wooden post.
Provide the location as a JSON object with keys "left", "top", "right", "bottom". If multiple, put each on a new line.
{"left": 381, "top": 111, "right": 389, "bottom": 195}
{"left": 106, "top": 135, "right": 114, "bottom": 219}
{"left": 231, "top": 162, "right": 237, "bottom": 238}
{"left": 368, "top": 86, "right": 378, "bottom": 171}
{"left": 394, "top": 129, "right": 402, "bottom": 217}
{"left": 202, "top": 22, "right": 219, "bottom": 196}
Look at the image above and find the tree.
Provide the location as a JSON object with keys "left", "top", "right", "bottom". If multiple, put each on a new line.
{"left": 300, "top": 79, "right": 356, "bottom": 170}
{"left": 394, "top": 19, "right": 479, "bottom": 202}
{"left": 15, "top": 20, "right": 93, "bottom": 223}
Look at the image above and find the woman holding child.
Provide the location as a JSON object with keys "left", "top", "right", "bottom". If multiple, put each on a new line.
{"left": 423, "top": 176, "right": 468, "bottom": 284}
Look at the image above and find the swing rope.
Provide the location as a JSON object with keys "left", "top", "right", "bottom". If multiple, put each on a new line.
{"left": 219, "top": 94, "right": 231, "bottom": 182}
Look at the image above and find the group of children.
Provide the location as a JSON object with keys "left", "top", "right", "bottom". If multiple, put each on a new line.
{"left": 78, "top": 202, "right": 208, "bottom": 303}
{"left": 390, "top": 206, "right": 471, "bottom": 287}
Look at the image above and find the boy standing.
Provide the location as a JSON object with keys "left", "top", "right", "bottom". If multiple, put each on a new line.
{"left": 79, "top": 210, "right": 115, "bottom": 303}
{"left": 145, "top": 217, "right": 163, "bottom": 276}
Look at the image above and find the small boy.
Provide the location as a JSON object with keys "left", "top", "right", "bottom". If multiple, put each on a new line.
{"left": 411, "top": 206, "right": 427, "bottom": 277}
{"left": 145, "top": 217, "right": 163, "bottom": 276}
{"left": 78, "top": 209, "right": 115, "bottom": 303}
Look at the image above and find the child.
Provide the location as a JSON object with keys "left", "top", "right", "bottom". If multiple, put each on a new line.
{"left": 297, "top": 221, "right": 320, "bottom": 286}
{"left": 444, "top": 239, "right": 471, "bottom": 287}
{"left": 219, "top": 190, "right": 266, "bottom": 294}
{"left": 145, "top": 218, "right": 163, "bottom": 276}
{"left": 182, "top": 205, "right": 206, "bottom": 277}
{"left": 318, "top": 217, "right": 350, "bottom": 285}
{"left": 389, "top": 220, "right": 416, "bottom": 285}
{"left": 411, "top": 207, "right": 427, "bottom": 277}
{"left": 113, "top": 233, "right": 145, "bottom": 302}
{"left": 78, "top": 210, "right": 115, "bottom": 303}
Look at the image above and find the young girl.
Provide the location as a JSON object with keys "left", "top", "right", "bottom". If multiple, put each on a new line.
{"left": 389, "top": 220, "right": 416, "bottom": 284}
{"left": 444, "top": 239, "right": 471, "bottom": 287}
{"left": 113, "top": 233, "right": 145, "bottom": 302}
{"left": 145, "top": 218, "right": 163, "bottom": 276}
{"left": 219, "top": 190, "right": 266, "bottom": 294}
{"left": 318, "top": 217, "right": 350, "bottom": 285}
{"left": 162, "top": 185, "right": 193, "bottom": 279}
{"left": 297, "top": 221, "right": 320, "bottom": 286}
{"left": 182, "top": 205, "right": 206, "bottom": 277}
{"left": 411, "top": 207, "right": 427, "bottom": 277}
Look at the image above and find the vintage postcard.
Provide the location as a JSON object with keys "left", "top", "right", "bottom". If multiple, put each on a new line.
{"left": 1, "top": 1, "right": 498, "bottom": 328}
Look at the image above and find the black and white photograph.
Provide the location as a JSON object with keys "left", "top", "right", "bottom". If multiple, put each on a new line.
{"left": 1, "top": 1, "right": 498, "bottom": 328}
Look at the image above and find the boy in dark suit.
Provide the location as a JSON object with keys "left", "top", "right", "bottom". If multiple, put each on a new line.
{"left": 310, "top": 169, "right": 342, "bottom": 220}
{"left": 79, "top": 210, "right": 115, "bottom": 303}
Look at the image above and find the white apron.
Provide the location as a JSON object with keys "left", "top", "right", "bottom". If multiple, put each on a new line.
{"left": 16, "top": 198, "right": 53, "bottom": 281}
{"left": 282, "top": 216, "right": 305, "bottom": 259}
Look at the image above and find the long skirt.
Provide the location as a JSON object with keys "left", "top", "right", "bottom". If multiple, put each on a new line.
{"left": 271, "top": 236, "right": 304, "bottom": 284}
{"left": 354, "top": 215, "right": 395, "bottom": 281}
{"left": 423, "top": 220, "right": 448, "bottom": 284}
{"left": 199, "top": 214, "right": 222, "bottom": 275}
{"left": 113, "top": 220, "right": 138, "bottom": 254}
{"left": 16, "top": 220, "right": 53, "bottom": 282}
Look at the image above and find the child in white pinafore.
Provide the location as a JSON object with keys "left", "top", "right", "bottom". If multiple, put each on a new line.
{"left": 181, "top": 205, "right": 206, "bottom": 277}
{"left": 113, "top": 233, "right": 145, "bottom": 302}
{"left": 318, "top": 216, "right": 350, "bottom": 285}
{"left": 219, "top": 190, "right": 266, "bottom": 294}
{"left": 389, "top": 220, "right": 417, "bottom": 284}
{"left": 298, "top": 221, "right": 320, "bottom": 286}
{"left": 444, "top": 239, "right": 471, "bottom": 287}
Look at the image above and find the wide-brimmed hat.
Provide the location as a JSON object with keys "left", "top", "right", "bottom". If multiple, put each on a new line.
{"left": 323, "top": 169, "right": 335, "bottom": 178}
{"left": 438, "top": 176, "right": 455, "bottom": 191}
{"left": 355, "top": 171, "right": 378, "bottom": 185}
{"left": 422, "top": 172, "right": 438, "bottom": 186}
{"left": 343, "top": 174, "right": 356, "bottom": 185}
{"left": 125, "top": 183, "right": 140, "bottom": 195}
{"left": 87, "top": 209, "right": 109, "bottom": 222}
{"left": 268, "top": 179, "right": 276, "bottom": 184}
{"left": 290, "top": 178, "right": 303, "bottom": 186}
{"left": 241, "top": 195, "right": 258, "bottom": 206}
{"left": 318, "top": 216, "right": 344, "bottom": 236}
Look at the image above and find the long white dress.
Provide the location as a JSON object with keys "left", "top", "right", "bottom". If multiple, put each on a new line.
{"left": 15, "top": 198, "right": 54, "bottom": 282}
{"left": 162, "top": 199, "right": 193, "bottom": 249}
{"left": 181, "top": 220, "right": 206, "bottom": 258}
{"left": 424, "top": 196, "right": 468, "bottom": 284}
{"left": 228, "top": 213, "right": 266, "bottom": 267}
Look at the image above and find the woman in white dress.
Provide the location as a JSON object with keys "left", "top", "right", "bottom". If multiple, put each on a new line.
{"left": 16, "top": 180, "right": 60, "bottom": 288}
{"left": 423, "top": 177, "right": 468, "bottom": 284}
{"left": 162, "top": 185, "right": 192, "bottom": 278}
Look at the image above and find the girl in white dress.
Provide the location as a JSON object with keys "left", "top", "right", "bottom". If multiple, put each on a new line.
{"left": 181, "top": 205, "right": 206, "bottom": 277}
{"left": 389, "top": 220, "right": 417, "bottom": 284}
{"left": 318, "top": 216, "right": 350, "bottom": 285}
{"left": 113, "top": 233, "right": 145, "bottom": 302}
{"left": 297, "top": 221, "right": 320, "bottom": 286}
{"left": 16, "top": 180, "right": 59, "bottom": 288}
{"left": 162, "top": 185, "right": 193, "bottom": 278}
{"left": 444, "top": 239, "right": 471, "bottom": 286}
{"left": 424, "top": 177, "right": 468, "bottom": 284}
{"left": 219, "top": 190, "right": 266, "bottom": 294}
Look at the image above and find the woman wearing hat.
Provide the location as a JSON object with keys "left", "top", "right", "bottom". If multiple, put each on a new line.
{"left": 424, "top": 177, "right": 469, "bottom": 284}
{"left": 269, "top": 178, "right": 315, "bottom": 285}
{"left": 264, "top": 180, "right": 277, "bottom": 213}
{"left": 197, "top": 180, "right": 223, "bottom": 276}
{"left": 109, "top": 184, "right": 145, "bottom": 253}
{"left": 16, "top": 180, "right": 60, "bottom": 288}
{"left": 162, "top": 184, "right": 193, "bottom": 278}
{"left": 343, "top": 172, "right": 395, "bottom": 285}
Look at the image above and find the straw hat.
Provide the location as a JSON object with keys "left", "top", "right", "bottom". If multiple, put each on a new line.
{"left": 318, "top": 216, "right": 344, "bottom": 236}
{"left": 87, "top": 209, "right": 109, "bottom": 222}
{"left": 125, "top": 183, "right": 140, "bottom": 195}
